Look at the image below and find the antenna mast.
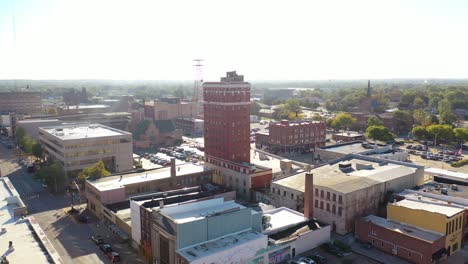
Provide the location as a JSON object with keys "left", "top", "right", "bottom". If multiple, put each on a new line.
{"left": 193, "top": 59, "right": 204, "bottom": 117}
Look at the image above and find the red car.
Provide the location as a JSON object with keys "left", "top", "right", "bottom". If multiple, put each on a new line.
{"left": 107, "top": 252, "right": 121, "bottom": 262}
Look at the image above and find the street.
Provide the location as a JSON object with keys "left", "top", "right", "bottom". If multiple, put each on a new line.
{"left": 0, "top": 138, "right": 144, "bottom": 264}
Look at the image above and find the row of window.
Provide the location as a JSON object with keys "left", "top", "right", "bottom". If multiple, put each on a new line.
{"left": 316, "top": 188, "right": 343, "bottom": 204}
{"left": 446, "top": 215, "right": 463, "bottom": 235}
{"left": 65, "top": 148, "right": 113, "bottom": 158}
{"left": 315, "top": 200, "right": 343, "bottom": 216}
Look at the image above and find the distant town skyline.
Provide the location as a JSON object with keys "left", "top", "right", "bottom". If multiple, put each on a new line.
{"left": 1, "top": 0, "right": 467, "bottom": 80}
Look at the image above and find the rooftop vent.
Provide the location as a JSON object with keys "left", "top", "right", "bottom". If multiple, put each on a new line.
{"left": 356, "top": 163, "right": 373, "bottom": 170}
{"left": 338, "top": 162, "right": 352, "bottom": 169}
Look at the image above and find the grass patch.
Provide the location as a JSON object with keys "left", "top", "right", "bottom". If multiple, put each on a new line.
{"left": 451, "top": 159, "right": 468, "bottom": 167}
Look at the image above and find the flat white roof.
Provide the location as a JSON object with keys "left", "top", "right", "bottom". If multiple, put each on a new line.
{"left": 363, "top": 215, "right": 444, "bottom": 242}
{"left": 425, "top": 167, "right": 468, "bottom": 181}
{"left": 177, "top": 229, "right": 266, "bottom": 262}
{"left": 59, "top": 104, "right": 109, "bottom": 109}
{"left": 0, "top": 179, "right": 61, "bottom": 263}
{"left": 159, "top": 198, "right": 245, "bottom": 224}
{"left": 90, "top": 163, "right": 206, "bottom": 191}
{"left": 393, "top": 199, "right": 464, "bottom": 218}
{"left": 40, "top": 123, "right": 129, "bottom": 140}
{"left": 262, "top": 207, "right": 308, "bottom": 235}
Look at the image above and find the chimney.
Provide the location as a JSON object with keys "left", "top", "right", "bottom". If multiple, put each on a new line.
{"left": 304, "top": 173, "right": 314, "bottom": 219}
{"left": 170, "top": 158, "right": 177, "bottom": 185}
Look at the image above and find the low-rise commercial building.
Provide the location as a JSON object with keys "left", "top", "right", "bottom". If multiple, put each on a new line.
{"left": 175, "top": 118, "right": 204, "bottom": 136}
{"left": 144, "top": 98, "right": 197, "bottom": 121}
{"left": 356, "top": 215, "right": 446, "bottom": 264}
{"left": 0, "top": 178, "right": 62, "bottom": 263}
{"left": 315, "top": 141, "right": 408, "bottom": 162}
{"left": 255, "top": 120, "right": 326, "bottom": 153}
{"left": 85, "top": 161, "right": 212, "bottom": 219}
{"left": 0, "top": 91, "right": 42, "bottom": 114}
{"left": 57, "top": 104, "right": 110, "bottom": 115}
{"left": 270, "top": 155, "right": 424, "bottom": 234}
{"left": 332, "top": 132, "right": 365, "bottom": 142}
{"left": 39, "top": 124, "right": 133, "bottom": 174}
{"left": 387, "top": 198, "right": 465, "bottom": 256}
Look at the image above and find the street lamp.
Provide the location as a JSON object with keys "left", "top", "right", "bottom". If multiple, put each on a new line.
{"left": 434, "top": 133, "right": 439, "bottom": 147}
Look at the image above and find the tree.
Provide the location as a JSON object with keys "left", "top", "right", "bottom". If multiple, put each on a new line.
{"left": 413, "top": 97, "right": 426, "bottom": 109}
{"left": 134, "top": 120, "right": 150, "bottom": 140}
{"left": 285, "top": 98, "right": 301, "bottom": 117}
{"left": 367, "top": 116, "right": 383, "bottom": 127}
{"left": 426, "top": 124, "right": 454, "bottom": 144}
{"left": 412, "top": 109, "right": 427, "bottom": 126}
{"left": 366, "top": 125, "right": 394, "bottom": 142}
{"left": 37, "top": 161, "right": 68, "bottom": 193}
{"left": 438, "top": 99, "right": 452, "bottom": 114}
{"left": 15, "top": 126, "right": 26, "bottom": 145}
{"left": 331, "top": 113, "right": 357, "bottom": 131}
{"left": 20, "top": 135, "right": 36, "bottom": 153}
{"left": 411, "top": 126, "right": 429, "bottom": 140}
{"left": 311, "top": 114, "right": 327, "bottom": 122}
{"left": 454, "top": 128, "right": 468, "bottom": 144}
{"left": 440, "top": 111, "right": 457, "bottom": 125}
{"left": 77, "top": 160, "right": 110, "bottom": 183}
{"left": 393, "top": 110, "right": 413, "bottom": 133}
{"left": 32, "top": 143, "right": 43, "bottom": 159}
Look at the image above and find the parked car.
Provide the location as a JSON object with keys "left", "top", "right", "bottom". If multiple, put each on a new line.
{"left": 406, "top": 145, "right": 413, "bottom": 149}
{"left": 309, "top": 254, "right": 327, "bottom": 264}
{"left": 99, "top": 244, "right": 113, "bottom": 253}
{"left": 91, "top": 235, "right": 104, "bottom": 245}
{"left": 107, "top": 252, "right": 121, "bottom": 262}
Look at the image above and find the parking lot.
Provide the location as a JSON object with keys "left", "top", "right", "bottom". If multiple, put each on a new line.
{"left": 290, "top": 247, "right": 380, "bottom": 264}
{"left": 139, "top": 144, "right": 205, "bottom": 170}
{"left": 403, "top": 142, "right": 468, "bottom": 173}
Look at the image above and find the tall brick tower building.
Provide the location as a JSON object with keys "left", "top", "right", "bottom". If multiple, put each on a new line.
{"left": 203, "top": 71, "right": 271, "bottom": 198}
{"left": 203, "top": 71, "right": 251, "bottom": 164}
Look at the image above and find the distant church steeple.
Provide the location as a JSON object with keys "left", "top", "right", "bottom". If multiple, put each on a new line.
{"left": 367, "top": 80, "right": 371, "bottom": 97}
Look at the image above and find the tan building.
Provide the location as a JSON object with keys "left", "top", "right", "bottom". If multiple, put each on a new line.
{"left": 0, "top": 91, "right": 42, "bottom": 114}
{"left": 144, "top": 98, "right": 197, "bottom": 121}
{"left": 39, "top": 124, "right": 133, "bottom": 174}
{"left": 270, "top": 155, "right": 425, "bottom": 234}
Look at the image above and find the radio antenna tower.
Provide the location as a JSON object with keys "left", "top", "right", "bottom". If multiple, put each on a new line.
{"left": 193, "top": 59, "right": 204, "bottom": 116}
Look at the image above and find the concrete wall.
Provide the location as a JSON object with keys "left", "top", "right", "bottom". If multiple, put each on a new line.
{"left": 270, "top": 184, "right": 304, "bottom": 212}
{"left": 17, "top": 119, "right": 63, "bottom": 140}
{"left": 294, "top": 225, "right": 331, "bottom": 255}
{"left": 130, "top": 200, "right": 141, "bottom": 246}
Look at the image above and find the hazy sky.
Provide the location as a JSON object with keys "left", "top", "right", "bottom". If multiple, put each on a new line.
{"left": 1, "top": 0, "right": 467, "bottom": 80}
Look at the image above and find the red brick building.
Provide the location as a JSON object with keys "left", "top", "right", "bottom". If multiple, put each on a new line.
{"left": 255, "top": 120, "right": 326, "bottom": 153}
{"left": 203, "top": 71, "right": 272, "bottom": 198}
{"left": 356, "top": 215, "right": 447, "bottom": 264}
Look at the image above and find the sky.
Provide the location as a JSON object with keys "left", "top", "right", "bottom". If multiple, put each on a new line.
{"left": 0, "top": 0, "right": 467, "bottom": 80}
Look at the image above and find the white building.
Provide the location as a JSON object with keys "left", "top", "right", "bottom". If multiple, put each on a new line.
{"left": 39, "top": 124, "right": 133, "bottom": 173}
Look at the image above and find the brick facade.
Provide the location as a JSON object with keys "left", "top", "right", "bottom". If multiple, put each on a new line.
{"left": 356, "top": 217, "right": 446, "bottom": 264}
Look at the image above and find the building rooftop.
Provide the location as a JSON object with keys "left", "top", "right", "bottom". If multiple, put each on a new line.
{"left": 362, "top": 215, "right": 444, "bottom": 242}
{"left": 273, "top": 157, "right": 417, "bottom": 194}
{"left": 392, "top": 199, "right": 464, "bottom": 218}
{"left": 0, "top": 178, "right": 61, "bottom": 264}
{"left": 177, "top": 229, "right": 265, "bottom": 262}
{"left": 425, "top": 167, "right": 468, "bottom": 181}
{"left": 159, "top": 198, "right": 245, "bottom": 224}
{"left": 89, "top": 163, "right": 207, "bottom": 191}
{"left": 40, "top": 123, "right": 130, "bottom": 140}
{"left": 397, "top": 188, "right": 468, "bottom": 208}
{"left": 262, "top": 207, "right": 308, "bottom": 235}
{"left": 333, "top": 132, "right": 364, "bottom": 137}
{"left": 17, "top": 118, "right": 60, "bottom": 123}
{"left": 320, "top": 142, "right": 369, "bottom": 154}
{"left": 58, "top": 104, "right": 109, "bottom": 109}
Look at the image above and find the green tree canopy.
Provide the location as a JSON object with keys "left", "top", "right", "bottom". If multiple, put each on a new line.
{"left": 367, "top": 116, "right": 383, "bottom": 127}
{"left": 37, "top": 161, "right": 68, "bottom": 193}
{"left": 366, "top": 125, "right": 394, "bottom": 142}
{"left": 454, "top": 128, "right": 468, "bottom": 143}
{"left": 285, "top": 98, "right": 301, "bottom": 117}
{"left": 15, "top": 126, "right": 26, "bottom": 145}
{"left": 412, "top": 109, "right": 427, "bottom": 126}
{"left": 331, "top": 113, "right": 357, "bottom": 131}
{"left": 439, "top": 111, "right": 457, "bottom": 125}
{"left": 134, "top": 120, "right": 151, "bottom": 140}
{"left": 426, "top": 124, "right": 454, "bottom": 144}
{"left": 411, "top": 126, "right": 429, "bottom": 140}
{"left": 393, "top": 110, "right": 413, "bottom": 133}
{"left": 32, "top": 143, "right": 43, "bottom": 158}
{"left": 77, "top": 160, "right": 110, "bottom": 183}
{"left": 311, "top": 114, "right": 327, "bottom": 122}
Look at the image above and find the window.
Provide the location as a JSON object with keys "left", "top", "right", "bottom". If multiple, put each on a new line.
{"left": 453, "top": 243, "right": 458, "bottom": 252}
{"left": 338, "top": 195, "right": 343, "bottom": 204}
{"left": 283, "top": 191, "right": 286, "bottom": 197}
{"left": 277, "top": 189, "right": 280, "bottom": 195}
{"left": 320, "top": 190, "right": 324, "bottom": 198}
{"left": 338, "top": 207, "right": 342, "bottom": 217}
{"left": 408, "top": 252, "right": 411, "bottom": 257}
{"left": 272, "top": 187, "right": 275, "bottom": 193}
{"left": 333, "top": 193, "right": 336, "bottom": 202}
{"left": 315, "top": 188, "right": 319, "bottom": 197}
{"left": 456, "top": 218, "right": 459, "bottom": 231}
{"left": 291, "top": 193, "right": 294, "bottom": 199}
{"left": 332, "top": 205, "right": 336, "bottom": 214}
{"left": 315, "top": 200, "right": 318, "bottom": 208}
{"left": 326, "top": 192, "right": 330, "bottom": 200}
{"left": 326, "top": 203, "right": 330, "bottom": 212}
{"left": 320, "top": 201, "right": 324, "bottom": 209}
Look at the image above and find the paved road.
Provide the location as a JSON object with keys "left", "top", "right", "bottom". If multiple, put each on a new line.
{"left": 0, "top": 138, "right": 144, "bottom": 264}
